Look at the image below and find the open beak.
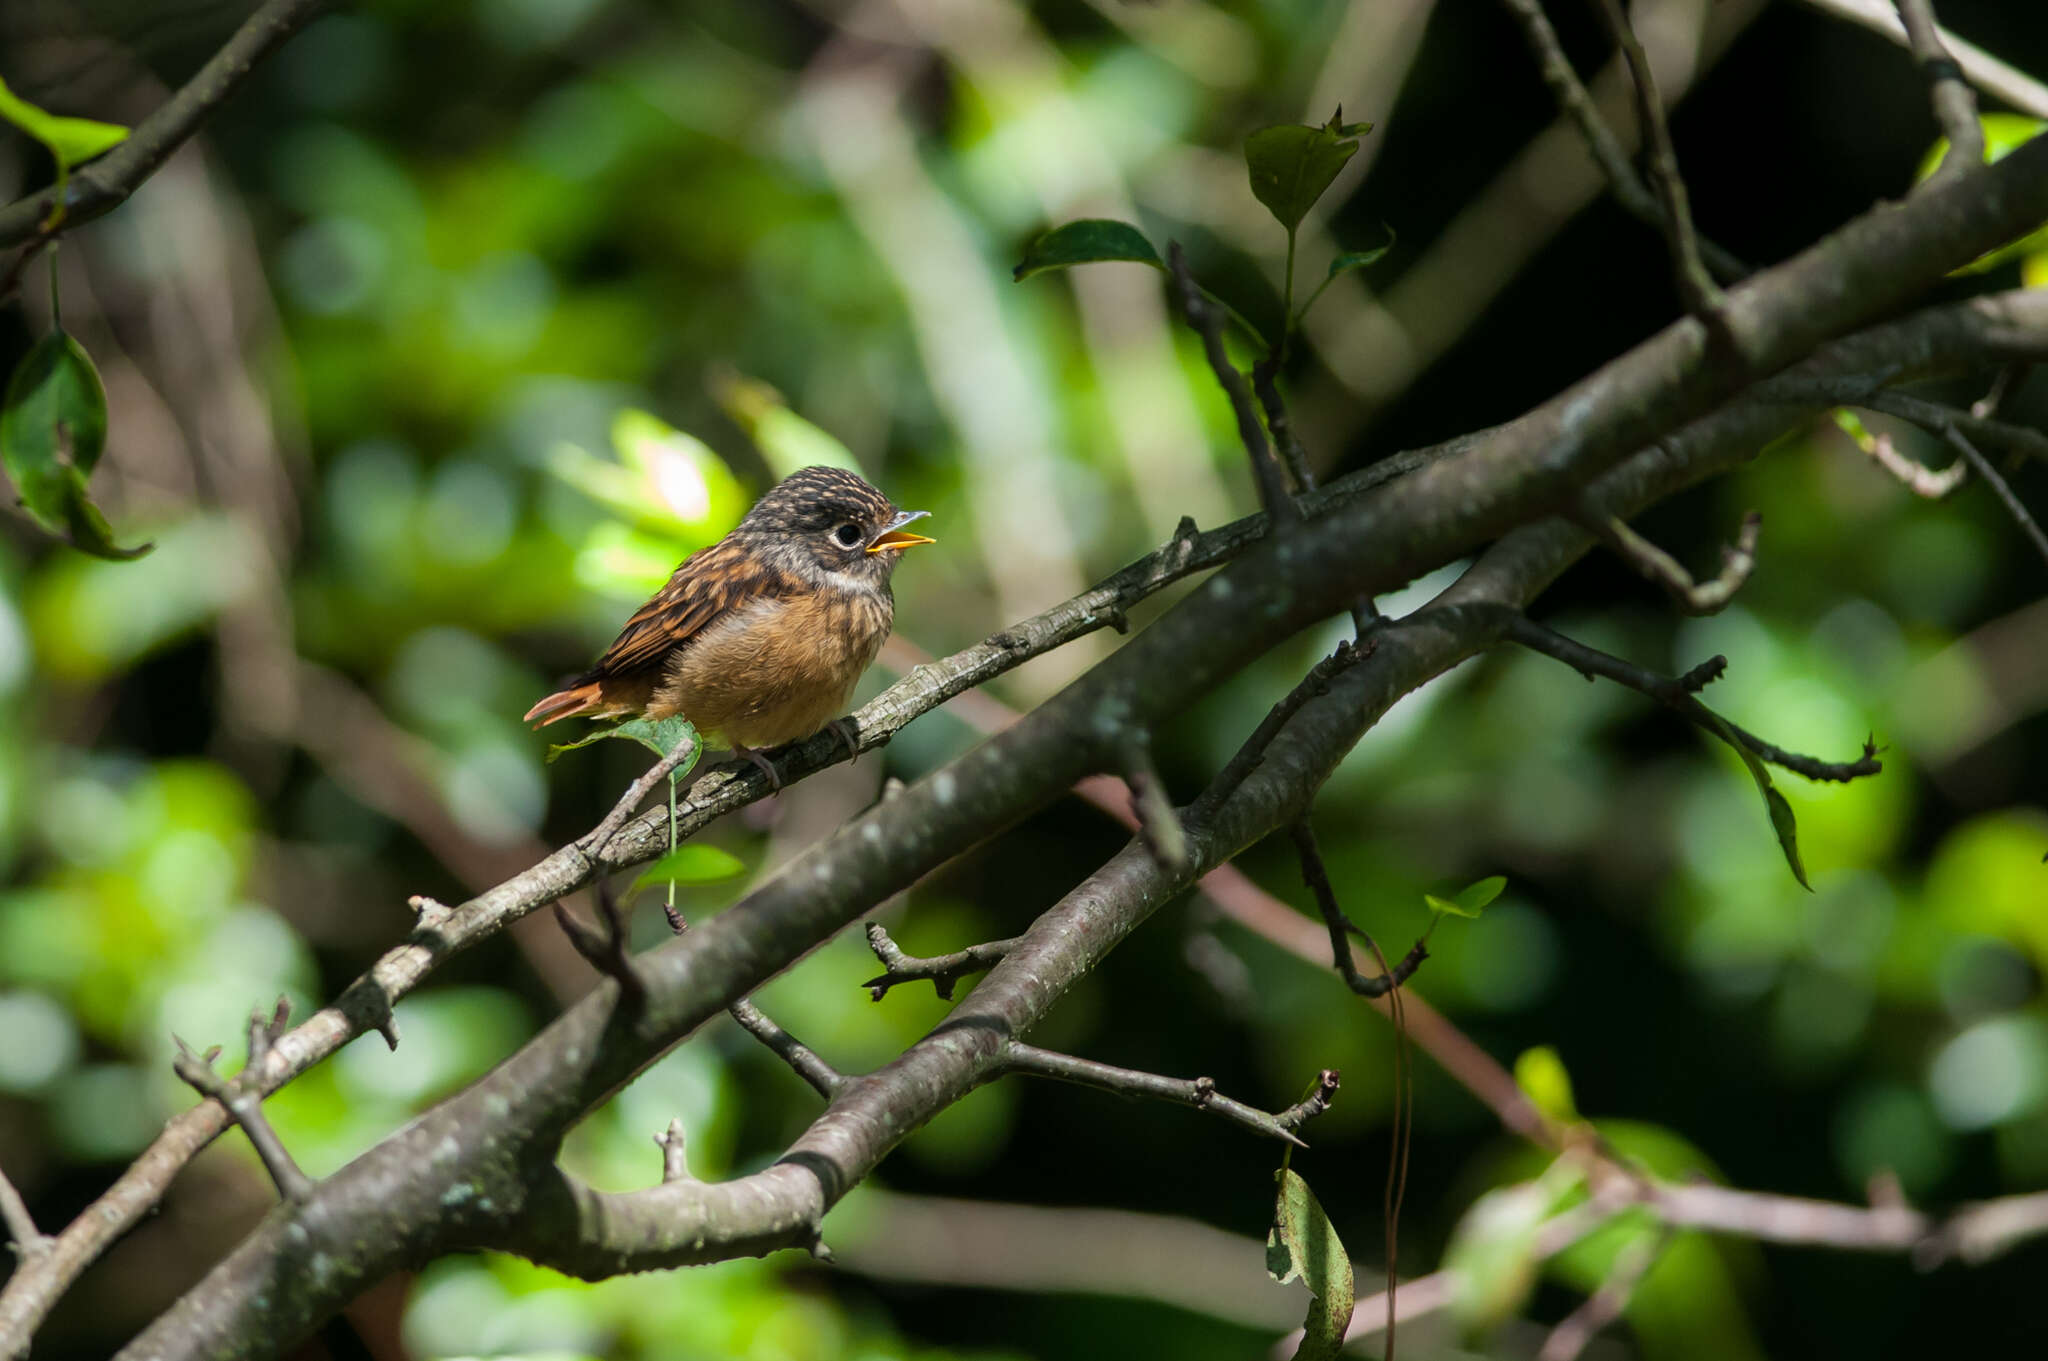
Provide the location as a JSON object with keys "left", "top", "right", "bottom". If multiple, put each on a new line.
{"left": 866, "top": 509, "right": 934, "bottom": 554}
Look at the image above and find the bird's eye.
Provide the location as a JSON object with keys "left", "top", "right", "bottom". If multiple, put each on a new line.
{"left": 832, "top": 521, "right": 864, "bottom": 548}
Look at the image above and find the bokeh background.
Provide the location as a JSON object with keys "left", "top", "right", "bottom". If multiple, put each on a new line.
{"left": 1, "top": 1, "right": 2046, "bottom": 1358}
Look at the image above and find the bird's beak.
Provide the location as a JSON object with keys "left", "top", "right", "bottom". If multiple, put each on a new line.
{"left": 866, "top": 509, "right": 934, "bottom": 553}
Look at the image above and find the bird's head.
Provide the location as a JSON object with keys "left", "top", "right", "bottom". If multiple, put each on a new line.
{"left": 738, "top": 465, "right": 934, "bottom": 587}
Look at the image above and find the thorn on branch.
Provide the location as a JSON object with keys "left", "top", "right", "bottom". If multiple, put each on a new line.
{"left": 862, "top": 923, "right": 1020, "bottom": 1002}
{"left": 1119, "top": 735, "right": 1190, "bottom": 873}
{"left": 1579, "top": 503, "right": 1761, "bottom": 615}
{"left": 553, "top": 877, "right": 643, "bottom": 1006}
{"left": 654, "top": 1119, "right": 694, "bottom": 1184}
{"left": 1166, "top": 241, "right": 1299, "bottom": 527}
{"left": 1289, "top": 822, "right": 1430, "bottom": 999}
{"left": 172, "top": 999, "right": 312, "bottom": 1202}
{"left": 999, "top": 1043, "right": 1331, "bottom": 1148}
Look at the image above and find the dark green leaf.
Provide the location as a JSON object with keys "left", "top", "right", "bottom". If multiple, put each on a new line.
{"left": 0, "top": 77, "right": 128, "bottom": 173}
{"left": 547, "top": 716, "right": 699, "bottom": 766}
{"left": 1013, "top": 219, "right": 1163, "bottom": 282}
{"left": 1244, "top": 112, "right": 1373, "bottom": 234}
{"left": 1266, "top": 1168, "right": 1355, "bottom": 1361}
{"left": 1514, "top": 1045, "right": 1578, "bottom": 1125}
{"left": 630, "top": 844, "right": 747, "bottom": 894}
{"left": 0, "top": 329, "right": 149, "bottom": 559}
{"left": 1765, "top": 786, "right": 1810, "bottom": 890}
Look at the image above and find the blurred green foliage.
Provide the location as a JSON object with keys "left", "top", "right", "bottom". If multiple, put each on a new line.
{"left": 0, "top": 2, "right": 2045, "bottom": 1359}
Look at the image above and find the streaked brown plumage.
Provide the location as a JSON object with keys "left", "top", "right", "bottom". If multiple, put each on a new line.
{"left": 524, "top": 466, "right": 932, "bottom": 752}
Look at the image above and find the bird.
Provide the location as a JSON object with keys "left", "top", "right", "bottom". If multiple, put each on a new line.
{"left": 524, "top": 465, "right": 933, "bottom": 783}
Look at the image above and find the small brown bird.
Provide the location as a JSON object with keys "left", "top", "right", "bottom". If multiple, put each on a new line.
{"left": 524, "top": 466, "right": 933, "bottom": 773}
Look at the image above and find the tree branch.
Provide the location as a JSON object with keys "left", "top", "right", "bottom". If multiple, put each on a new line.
{"left": 1498, "top": 0, "right": 1746, "bottom": 282}
{"left": 1896, "top": 0, "right": 1986, "bottom": 186}
{"left": 0, "top": 1168, "right": 46, "bottom": 1262}
{"left": 1588, "top": 0, "right": 1728, "bottom": 326}
{"left": 1289, "top": 821, "right": 1430, "bottom": 999}
{"left": 862, "top": 923, "right": 1020, "bottom": 1001}
{"left": 170, "top": 1001, "right": 311, "bottom": 1204}
{"left": 1578, "top": 504, "right": 1762, "bottom": 614}
{"left": 0, "top": 0, "right": 335, "bottom": 248}
{"left": 1793, "top": 0, "right": 2048, "bottom": 120}
{"left": 997, "top": 1044, "right": 1336, "bottom": 1148}
{"left": 1168, "top": 242, "right": 1299, "bottom": 524}
{"left": 728, "top": 1001, "right": 843, "bottom": 1098}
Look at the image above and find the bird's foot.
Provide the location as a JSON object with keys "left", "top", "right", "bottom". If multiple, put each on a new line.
{"left": 825, "top": 717, "right": 860, "bottom": 763}
{"left": 732, "top": 744, "right": 784, "bottom": 792}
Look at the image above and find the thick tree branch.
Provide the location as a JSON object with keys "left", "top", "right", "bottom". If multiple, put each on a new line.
{"left": 997, "top": 1044, "right": 1334, "bottom": 1148}
{"left": 57, "top": 147, "right": 2048, "bottom": 1353}
{"left": 0, "top": 0, "right": 335, "bottom": 248}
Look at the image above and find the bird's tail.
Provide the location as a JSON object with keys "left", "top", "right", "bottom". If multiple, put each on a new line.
{"left": 523, "top": 680, "right": 605, "bottom": 728}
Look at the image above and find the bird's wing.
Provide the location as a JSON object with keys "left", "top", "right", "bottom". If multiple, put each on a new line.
{"left": 587, "top": 536, "right": 796, "bottom": 680}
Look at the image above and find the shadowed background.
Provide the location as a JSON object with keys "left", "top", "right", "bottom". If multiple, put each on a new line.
{"left": 0, "top": 1, "right": 2045, "bottom": 1357}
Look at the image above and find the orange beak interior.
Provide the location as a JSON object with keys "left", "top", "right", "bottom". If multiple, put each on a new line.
{"left": 866, "top": 528, "right": 936, "bottom": 553}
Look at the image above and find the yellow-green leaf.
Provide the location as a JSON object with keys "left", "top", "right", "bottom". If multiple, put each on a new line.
{"left": 630, "top": 844, "right": 746, "bottom": 895}
{"left": 0, "top": 77, "right": 128, "bottom": 173}
{"left": 1266, "top": 1167, "right": 1355, "bottom": 1360}
{"left": 1514, "top": 1045, "right": 1578, "bottom": 1125}
{"left": 1245, "top": 110, "right": 1373, "bottom": 234}
{"left": 712, "top": 375, "right": 864, "bottom": 479}
{"left": 547, "top": 716, "right": 698, "bottom": 766}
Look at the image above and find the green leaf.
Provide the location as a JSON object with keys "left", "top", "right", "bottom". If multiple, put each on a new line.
{"left": 546, "top": 409, "right": 746, "bottom": 541}
{"left": 1012, "top": 219, "right": 1164, "bottom": 281}
{"left": 1514, "top": 1045, "right": 1578, "bottom": 1125}
{"left": 630, "top": 844, "right": 747, "bottom": 894}
{"left": 547, "top": 716, "right": 698, "bottom": 765}
{"left": 711, "top": 374, "right": 865, "bottom": 478}
{"left": 1244, "top": 110, "right": 1373, "bottom": 234}
{"left": 1765, "top": 786, "right": 1810, "bottom": 890}
{"left": 0, "top": 77, "right": 128, "bottom": 174}
{"left": 1443, "top": 1160, "right": 1585, "bottom": 1336}
{"left": 1266, "top": 1167, "right": 1355, "bottom": 1361}
{"left": 1697, "top": 711, "right": 1812, "bottom": 891}
{"left": 1916, "top": 115, "right": 2048, "bottom": 276}
{"left": 1455, "top": 875, "right": 1506, "bottom": 914}
{"left": 1325, "top": 239, "right": 1394, "bottom": 283}
{"left": 0, "top": 330, "right": 150, "bottom": 559}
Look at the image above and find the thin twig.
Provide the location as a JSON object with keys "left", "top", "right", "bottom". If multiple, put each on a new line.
{"left": 1167, "top": 242, "right": 1299, "bottom": 526}
{"left": 1119, "top": 735, "right": 1190, "bottom": 872}
{"left": 552, "top": 877, "right": 643, "bottom": 1006}
{"left": 1536, "top": 1224, "right": 1672, "bottom": 1361}
{"left": 0, "top": 0, "right": 336, "bottom": 248}
{"left": 1939, "top": 424, "right": 2048, "bottom": 572}
{"left": 999, "top": 1044, "right": 1332, "bottom": 1148}
{"left": 1190, "top": 639, "right": 1372, "bottom": 823}
{"left": 171, "top": 1001, "right": 312, "bottom": 1202}
{"left": 1507, "top": 617, "right": 1884, "bottom": 783}
{"left": 1588, "top": 0, "right": 1730, "bottom": 326}
{"left": 582, "top": 732, "right": 702, "bottom": 859}
{"left": 1896, "top": 0, "right": 1984, "bottom": 186}
{"left": 1578, "top": 504, "right": 1762, "bottom": 614}
{"left": 1792, "top": 0, "right": 2048, "bottom": 120}
{"left": 862, "top": 923, "right": 1021, "bottom": 1001}
{"left": 0, "top": 1166, "right": 46, "bottom": 1261}
{"left": 1971, "top": 364, "right": 2029, "bottom": 419}
{"left": 1497, "top": 0, "right": 1746, "bottom": 281}
{"left": 728, "top": 1001, "right": 843, "bottom": 1098}
{"left": 1289, "top": 823, "right": 1429, "bottom": 1000}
